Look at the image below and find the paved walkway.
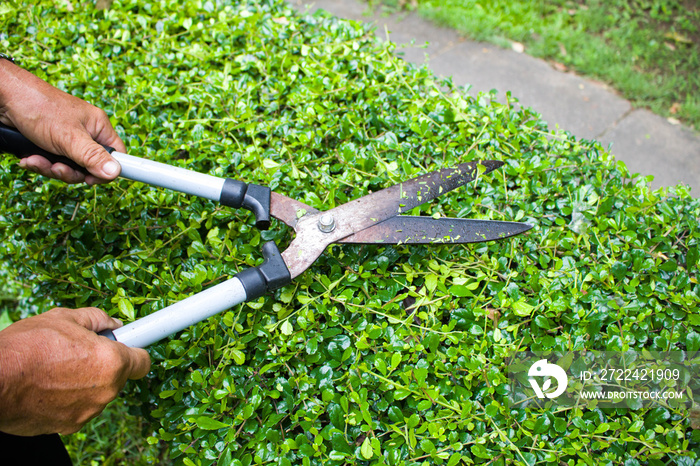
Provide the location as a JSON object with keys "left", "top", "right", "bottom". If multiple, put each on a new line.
{"left": 289, "top": 0, "right": 700, "bottom": 195}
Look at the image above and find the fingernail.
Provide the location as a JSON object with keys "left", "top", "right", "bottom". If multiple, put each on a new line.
{"left": 103, "top": 161, "right": 120, "bottom": 177}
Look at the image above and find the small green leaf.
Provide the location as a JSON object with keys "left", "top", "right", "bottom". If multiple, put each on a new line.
{"left": 117, "top": 298, "right": 135, "bottom": 321}
{"left": 416, "top": 400, "right": 432, "bottom": 411}
{"left": 594, "top": 423, "right": 610, "bottom": 434}
{"left": 425, "top": 273, "right": 438, "bottom": 293}
{"left": 230, "top": 349, "right": 245, "bottom": 365}
{"left": 262, "top": 158, "right": 280, "bottom": 169}
{"left": 627, "top": 420, "right": 643, "bottom": 433}
{"left": 611, "top": 262, "right": 628, "bottom": 280}
{"left": 360, "top": 437, "right": 373, "bottom": 459}
{"left": 159, "top": 390, "right": 177, "bottom": 399}
{"left": 306, "top": 337, "right": 318, "bottom": 355}
{"left": 297, "top": 295, "right": 314, "bottom": 305}
{"left": 279, "top": 288, "right": 294, "bottom": 303}
{"left": 391, "top": 352, "right": 402, "bottom": 369}
{"left": 687, "top": 245, "right": 698, "bottom": 270}
{"left": 534, "top": 315, "right": 551, "bottom": 329}
{"left": 658, "top": 260, "right": 677, "bottom": 272}
{"left": 688, "top": 331, "right": 700, "bottom": 353}
{"left": 533, "top": 415, "right": 551, "bottom": 434}
{"left": 388, "top": 406, "right": 404, "bottom": 423}
{"left": 0, "top": 311, "right": 12, "bottom": 331}
{"left": 449, "top": 284, "right": 472, "bottom": 297}
{"left": 420, "top": 438, "right": 436, "bottom": 453}
{"left": 375, "top": 358, "right": 387, "bottom": 375}
{"left": 645, "top": 407, "right": 670, "bottom": 426}
{"left": 470, "top": 444, "right": 489, "bottom": 459}
{"left": 447, "top": 453, "right": 462, "bottom": 466}
{"left": 194, "top": 417, "right": 229, "bottom": 430}
{"left": 512, "top": 300, "right": 534, "bottom": 317}
{"left": 493, "top": 328, "right": 502, "bottom": 342}
{"left": 280, "top": 320, "right": 293, "bottom": 335}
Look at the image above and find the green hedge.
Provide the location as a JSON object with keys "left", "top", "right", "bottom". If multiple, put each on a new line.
{"left": 1, "top": 1, "right": 699, "bottom": 465}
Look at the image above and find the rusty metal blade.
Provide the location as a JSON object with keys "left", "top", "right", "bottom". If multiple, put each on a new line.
{"left": 277, "top": 161, "right": 505, "bottom": 278}
{"left": 320, "top": 160, "right": 503, "bottom": 237}
{"left": 270, "top": 192, "right": 318, "bottom": 229}
{"left": 337, "top": 217, "right": 533, "bottom": 244}
{"left": 270, "top": 161, "right": 502, "bottom": 231}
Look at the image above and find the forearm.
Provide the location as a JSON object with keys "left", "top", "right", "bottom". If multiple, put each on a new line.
{"left": 0, "top": 59, "right": 86, "bottom": 138}
{"left": 0, "top": 58, "right": 22, "bottom": 122}
{"left": 0, "top": 59, "right": 49, "bottom": 126}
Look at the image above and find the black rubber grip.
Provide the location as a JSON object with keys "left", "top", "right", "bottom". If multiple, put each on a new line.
{"left": 98, "top": 329, "right": 117, "bottom": 341}
{"left": 0, "top": 122, "right": 114, "bottom": 175}
{"left": 236, "top": 241, "right": 291, "bottom": 300}
{"left": 219, "top": 178, "right": 271, "bottom": 230}
{"left": 219, "top": 178, "right": 247, "bottom": 207}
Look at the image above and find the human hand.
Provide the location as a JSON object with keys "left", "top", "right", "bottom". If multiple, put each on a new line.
{"left": 0, "top": 307, "right": 151, "bottom": 436}
{"left": 0, "top": 60, "right": 126, "bottom": 185}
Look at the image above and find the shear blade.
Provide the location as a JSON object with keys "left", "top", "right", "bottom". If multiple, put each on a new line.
{"left": 339, "top": 217, "right": 533, "bottom": 244}
{"left": 324, "top": 160, "right": 504, "bottom": 236}
{"left": 275, "top": 160, "right": 508, "bottom": 279}
{"left": 270, "top": 161, "right": 503, "bottom": 232}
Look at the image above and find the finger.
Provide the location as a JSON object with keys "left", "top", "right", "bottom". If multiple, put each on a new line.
{"left": 50, "top": 162, "right": 86, "bottom": 184}
{"left": 19, "top": 156, "right": 87, "bottom": 184}
{"left": 63, "top": 307, "right": 123, "bottom": 333}
{"left": 124, "top": 347, "right": 151, "bottom": 380}
{"left": 19, "top": 154, "right": 54, "bottom": 177}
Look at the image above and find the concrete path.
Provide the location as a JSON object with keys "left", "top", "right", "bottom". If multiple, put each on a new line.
{"left": 289, "top": 0, "right": 700, "bottom": 195}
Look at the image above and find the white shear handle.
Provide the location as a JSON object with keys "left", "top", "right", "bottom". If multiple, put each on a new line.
{"left": 99, "top": 241, "right": 291, "bottom": 348}
{"left": 103, "top": 277, "right": 248, "bottom": 348}
{"left": 112, "top": 151, "right": 271, "bottom": 230}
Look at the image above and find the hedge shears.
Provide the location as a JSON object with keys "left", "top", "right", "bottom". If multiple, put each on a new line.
{"left": 0, "top": 123, "right": 532, "bottom": 348}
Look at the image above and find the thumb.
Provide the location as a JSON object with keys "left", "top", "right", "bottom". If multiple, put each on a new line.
{"left": 73, "top": 136, "right": 121, "bottom": 181}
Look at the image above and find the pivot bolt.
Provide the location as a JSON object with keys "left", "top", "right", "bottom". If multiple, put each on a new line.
{"left": 317, "top": 214, "right": 336, "bottom": 233}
